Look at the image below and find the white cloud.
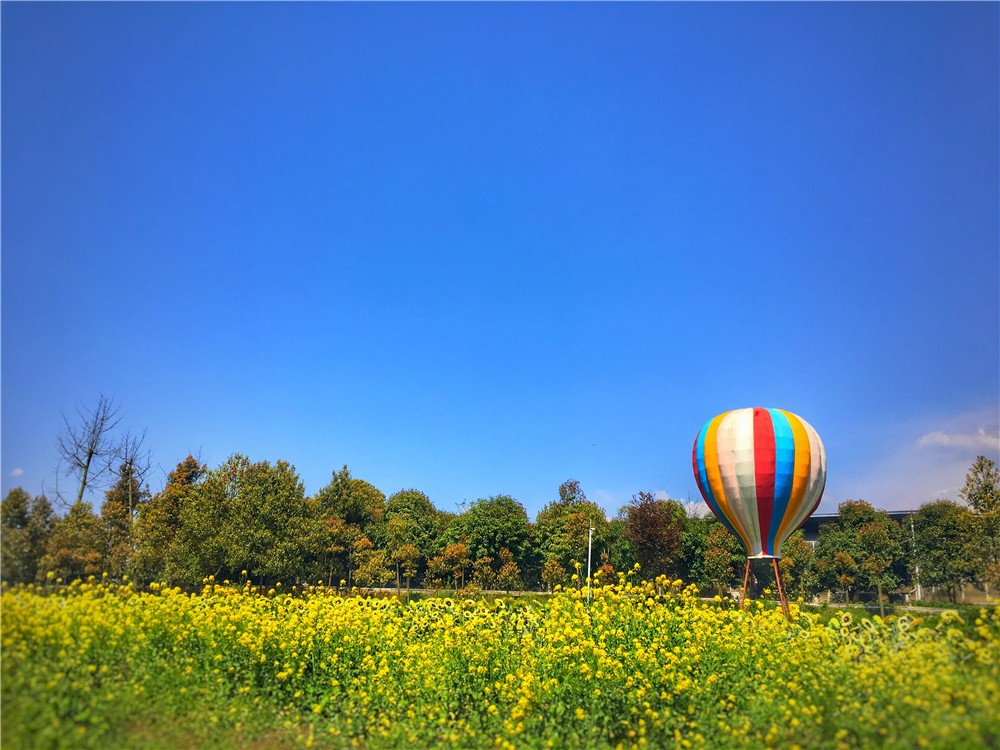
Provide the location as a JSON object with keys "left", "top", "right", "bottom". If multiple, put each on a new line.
{"left": 592, "top": 488, "right": 709, "bottom": 518}
{"left": 681, "top": 500, "right": 712, "bottom": 518}
{"left": 917, "top": 427, "right": 999, "bottom": 452}
{"left": 9, "top": 468, "right": 23, "bottom": 478}
{"left": 827, "top": 407, "right": 999, "bottom": 512}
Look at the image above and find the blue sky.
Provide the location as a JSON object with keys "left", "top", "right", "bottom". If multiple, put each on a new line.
{"left": 3, "top": 2, "right": 997, "bottom": 519}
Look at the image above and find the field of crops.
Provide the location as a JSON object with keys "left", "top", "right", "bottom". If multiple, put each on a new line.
{"left": 2, "top": 574, "right": 998, "bottom": 750}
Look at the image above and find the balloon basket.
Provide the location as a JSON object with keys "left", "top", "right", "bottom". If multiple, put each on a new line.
{"left": 739, "top": 557, "right": 791, "bottom": 621}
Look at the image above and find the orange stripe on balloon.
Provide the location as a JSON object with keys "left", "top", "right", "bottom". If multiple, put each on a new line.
{"left": 773, "top": 410, "right": 812, "bottom": 547}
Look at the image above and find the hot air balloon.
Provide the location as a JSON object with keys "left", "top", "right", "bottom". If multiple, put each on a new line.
{"left": 692, "top": 407, "right": 826, "bottom": 617}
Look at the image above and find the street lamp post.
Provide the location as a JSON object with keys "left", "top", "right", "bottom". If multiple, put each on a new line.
{"left": 587, "top": 527, "right": 594, "bottom": 602}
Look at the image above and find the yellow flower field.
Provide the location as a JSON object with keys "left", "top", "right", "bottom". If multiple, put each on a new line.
{"left": 2, "top": 575, "right": 997, "bottom": 749}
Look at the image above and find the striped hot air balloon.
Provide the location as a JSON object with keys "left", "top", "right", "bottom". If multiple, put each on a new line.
{"left": 692, "top": 407, "right": 826, "bottom": 559}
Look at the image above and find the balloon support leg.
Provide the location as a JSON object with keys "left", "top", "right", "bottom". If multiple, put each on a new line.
{"left": 771, "top": 558, "right": 791, "bottom": 620}
{"left": 739, "top": 558, "right": 751, "bottom": 610}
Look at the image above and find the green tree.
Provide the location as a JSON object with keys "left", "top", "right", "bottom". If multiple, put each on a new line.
{"left": 100, "top": 462, "right": 151, "bottom": 580}
{"left": 777, "top": 531, "right": 819, "bottom": 602}
{"left": 624, "top": 492, "right": 685, "bottom": 581}
{"left": 455, "top": 495, "right": 531, "bottom": 567}
{"left": 385, "top": 488, "right": 439, "bottom": 565}
{"left": 1, "top": 489, "right": 55, "bottom": 584}
{"left": 442, "top": 542, "right": 471, "bottom": 589}
{"left": 169, "top": 455, "right": 311, "bottom": 584}
{"left": 351, "top": 537, "right": 391, "bottom": 590}
{"left": 132, "top": 455, "right": 204, "bottom": 583}
{"left": 909, "top": 500, "right": 979, "bottom": 602}
{"left": 832, "top": 551, "right": 858, "bottom": 604}
{"left": 541, "top": 558, "right": 566, "bottom": 592}
{"left": 960, "top": 456, "right": 1000, "bottom": 595}
{"left": 855, "top": 522, "right": 903, "bottom": 616}
{"left": 316, "top": 466, "right": 385, "bottom": 530}
{"left": 534, "top": 479, "right": 608, "bottom": 578}
{"left": 816, "top": 500, "right": 907, "bottom": 602}
{"left": 703, "top": 524, "right": 743, "bottom": 596}
{"left": 40, "top": 502, "right": 105, "bottom": 581}
{"left": 604, "top": 514, "right": 632, "bottom": 576}
{"left": 960, "top": 455, "right": 1000, "bottom": 514}
{"left": 496, "top": 548, "right": 522, "bottom": 593}
{"left": 393, "top": 543, "right": 421, "bottom": 593}
{"left": 319, "top": 517, "right": 363, "bottom": 587}
{"left": 680, "top": 513, "right": 717, "bottom": 588}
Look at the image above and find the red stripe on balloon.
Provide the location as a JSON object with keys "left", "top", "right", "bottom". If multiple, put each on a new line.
{"left": 753, "top": 407, "right": 776, "bottom": 548}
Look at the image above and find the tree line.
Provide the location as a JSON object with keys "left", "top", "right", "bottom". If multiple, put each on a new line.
{"left": 2, "top": 397, "right": 998, "bottom": 604}
{"left": 3, "top": 453, "right": 998, "bottom": 607}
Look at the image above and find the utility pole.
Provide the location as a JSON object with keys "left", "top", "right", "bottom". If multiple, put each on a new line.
{"left": 587, "top": 527, "right": 594, "bottom": 602}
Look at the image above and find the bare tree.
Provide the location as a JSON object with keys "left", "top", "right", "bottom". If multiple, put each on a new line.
{"left": 57, "top": 395, "right": 123, "bottom": 506}
{"left": 113, "top": 429, "right": 153, "bottom": 521}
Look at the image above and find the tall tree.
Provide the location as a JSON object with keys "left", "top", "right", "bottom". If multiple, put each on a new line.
{"left": 56, "top": 394, "right": 123, "bottom": 506}
{"left": 455, "top": 495, "right": 531, "bottom": 566}
{"left": 909, "top": 500, "right": 979, "bottom": 602}
{"left": 855, "top": 521, "right": 903, "bottom": 616}
{"left": 703, "top": 523, "right": 743, "bottom": 596}
{"left": 778, "top": 531, "right": 820, "bottom": 602}
{"left": 681, "top": 513, "right": 718, "bottom": 588}
{"left": 960, "top": 456, "right": 1000, "bottom": 595}
{"left": 816, "top": 500, "right": 907, "bottom": 602}
{"left": 1, "top": 489, "right": 55, "bottom": 584}
{"left": 40, "top": 502, "right": 105, "bottom": 581}
{"left": 534, "top": 480, "right": 608, "bottom": 578}
{"left": 166, "top": 455, "right": 311, "bottom": 585}
{"left": 316, "top": 466, "right": 385, "bottom": 530}
{"left": 110, "top": 430, "right": 152, "bottom": 522}
{"left": 496, "top": 547, "right": 522, "bottom": 593}
{"left": 960, "top": 455, "right": 1000, "bottom": 515}
{"left": 219, "top": 456, "right": 311, "bottom": 582}
{"left": 624, "top": 492, "right": 685, "bottom": 581}
{"left": 100, "top": 463, "right": 150, "bottom": 580}
{"left": 314, "top": 467, "right": 387, "bottom": 584}
{"left": 384, "top": 489, "right": 438, "bottom": 558}
{"left": 131, "top": 455, "right": 205, "bottom": 582}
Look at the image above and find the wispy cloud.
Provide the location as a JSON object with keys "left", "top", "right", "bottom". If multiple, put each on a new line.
{"left": 828, "top": 407, "right": 999, "bottom": 512}
{"left": 917, "top": 427, "right": 999, "bottom": 452}
{"left": 9, "top": 468, "right": 23, "bottom": 478}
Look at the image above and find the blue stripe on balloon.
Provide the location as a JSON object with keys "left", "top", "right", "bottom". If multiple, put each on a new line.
{"left": 694, "top": 424, "right": 712, "bottom": 502}
{"left": 694, "top": 420, "right": 747, "bottom": 552}
{"left": 766, "top": 408, "right": 795, "bottom": 555}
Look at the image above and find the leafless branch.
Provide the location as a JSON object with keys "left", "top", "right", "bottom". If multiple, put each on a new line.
{"left": 56, "top": 394, "right": 123, "bottom": 506}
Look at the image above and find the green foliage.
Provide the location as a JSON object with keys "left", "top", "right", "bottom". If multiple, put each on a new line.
{"left": 39, "top": 502, "right": 105, "bottom": 582}
{"left": 960, "top": 455, "right": 1000, "bottom": 515}
{"left": 534, "top": 479, "right": 608, "bottom": 577}
{"left": 703, "top": 523, "right": 743, "bottom": 595}
{"left": 455, "top": 494, "right": 532, "bottom": 565}
{"left": 4, "top": 581, "right": 998, "bottom": 750}
{"left": 316, "top": 465, "right": 386, "bottom": 530}
{"left": 99, "top": 463, "right": 151, "bottom": 580}
{"left": 131, "top": 456, "right": 205, "bottom": 583}
{"left": 541, "top": 558, "right": 567, "bottom": 591}
{"left": 1, "top": 489, "right": 54, "bottom": 584}
{"left": 166, "top": 455, "right": 313, "bottom": 584}
{"left": 778, "top": 531, "right": 820, "bottom": 601}
{"left": 815, "top": 500, "right": 907, "bottom": 603}
{"left": 960, "top": 456, "right": 1000, "bottom": 591}
{"left": 908, "top": 500, "right": 980, "bottom": 602}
